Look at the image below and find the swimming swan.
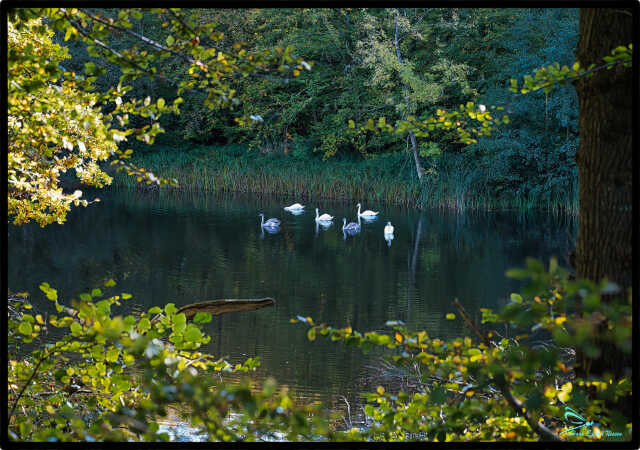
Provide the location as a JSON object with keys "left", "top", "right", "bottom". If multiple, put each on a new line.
{"left": 342, "top": 218, "right": 360, "bottom": 232}
{"left": 284, "top": 203, "right": 305, "bottom": 211}
{"left": 357, "top": 203, "right": 379, "bottom": 217}
{"left": 259, "top": 213, "right": 281, "bottom": 228}
{"left": 384, "top": 221, "right": 394, "bottom": 235}
{"left": 315, "top": 208, "right": 334, "bottom": 222}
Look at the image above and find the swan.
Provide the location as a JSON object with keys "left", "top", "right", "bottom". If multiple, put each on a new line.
{"left": 315, "top": 208, "right": 334, "bottom": 222}
{"left": 342, "top": 218, "right": 360, "bottom": 232}
{"left": 259, "top": 213, "right": 280, "bottom": 228}
{"left": 357, "top": 203, "right": 379, "bottom": 217}
{"left": 284, "top": 203, "right": 305, "bottom": 211}
{"left": 384, "top": 221, "right": 394, "bottom": 235}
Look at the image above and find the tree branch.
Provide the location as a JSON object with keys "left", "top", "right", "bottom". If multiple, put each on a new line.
{"left": 59, "top": 10, "right": 180, "bottom": 87}
{"left": 502, "top": 57, "right": 631, "bottom": 113}
{"left": 9, "top": 350, "right": 48, "bottom": 421}
{"left": 9, "top": 336, "right": 100, "bottom": 422}
{"left": 452, "top": 298, "right": 563, "bottom": 442}
{"left": 166, "top": 9, "right": 197, "bottom": 37}
{"left": 77, "top": 8, "right": 197, "bottom": 65}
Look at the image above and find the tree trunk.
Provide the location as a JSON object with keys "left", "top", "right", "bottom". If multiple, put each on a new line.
{"left": 575, "top": 8, "right": 633, "bottom": 293}
{"left": 573, "top": 7, "right": 632, "bottom": 414}
{"left": 394, "top": 10, "right": 423, "bottom": 180}
{"left": 409, "top": 131, "right": 423, "bottom": 180}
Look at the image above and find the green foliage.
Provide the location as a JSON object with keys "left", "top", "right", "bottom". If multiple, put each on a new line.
{"left": 13, "top": 262, "right": 627, "bottom": 442}
{"left": 7, "top": 282, "right": 330, "bottom": 441}
{"left": 354, "top": 9, "right": 623, "bottom": 213}
{"left": 124, "top": 8, "right": 583, "bottom": 212}
{"left": 7, "top": 7, "right": 633, "bottom": 443}
{"left": 357, "top": 102, "right": 509, "bottom": 145}
{"left": 26, "top": 8, "right": 594, "bottom": 212}
{"left": 293, "top": 258, "right": 632, "bottom": 441}
{"left": 508, "top": 43, "right": 632, "bottom": 94}
{"left": 7, "top": 8, "right": 310, "bottom": 226}
{"left": 8, "top": 18, "right": 114, "bottom": 226}
{"left": 173, "top": 9, "right": 487, "bottom": 160}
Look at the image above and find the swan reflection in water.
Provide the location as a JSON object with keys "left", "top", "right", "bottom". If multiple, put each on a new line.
{"left": 384, "top": 233, "right": 394, "bottom": 247}
{"left": 359, "top": 214, "right": 378, "bottom": 223}
{"left": 286, "top": 208, "right": 305, "bottom": 216}
{"left": 343, "top": 229, "right": 362, "bottom": 240}
{"left": 315, "top": 220, "right": 333, "bottom": 235}
{"left": 260, "top": 226, "right": 280, "bottom": 239}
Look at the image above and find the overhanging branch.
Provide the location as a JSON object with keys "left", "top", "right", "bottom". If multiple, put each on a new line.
{"left": 452, "top": 298, "right": 563, "bottom": 442}
{"left": 77, "top": 8, "right": 197, "bottom": 66}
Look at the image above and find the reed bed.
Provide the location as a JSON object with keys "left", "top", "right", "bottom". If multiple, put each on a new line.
{"left": 109, "top": 146, "right": 578, "bottom": 214}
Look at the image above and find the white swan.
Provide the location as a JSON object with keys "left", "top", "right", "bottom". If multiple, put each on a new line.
{"left": 259, "top": 213, "right": 280, "bottom": 228}
{"left": 342, "top": 218, "right": 360, "bottom": 232}
{"left": 357, "top": 203, "right": 379, "bottom": 217}
{"left": 315, "top": 208, "right": 334, "bottom": 222}
{"left": 384, "top": 221, "right": 394, "bottom": 235}
{"left": 284, "top": 203, "right": 305, "bottom": 211}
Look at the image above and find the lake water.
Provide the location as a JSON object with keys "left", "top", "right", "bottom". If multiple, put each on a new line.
{"left": 7, "top": 188, "right": 576, "bottom": 420}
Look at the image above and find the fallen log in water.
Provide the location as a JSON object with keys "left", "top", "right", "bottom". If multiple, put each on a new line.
{"left": 9, "top": 295, "right": 275, "bottom": 326}
{"left": 151, "top": 298, "right": 276, "bottom": 324}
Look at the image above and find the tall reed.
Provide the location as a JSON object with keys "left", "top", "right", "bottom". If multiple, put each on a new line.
{"left": 109, "top": 145, "right": 578, "bottom": 214}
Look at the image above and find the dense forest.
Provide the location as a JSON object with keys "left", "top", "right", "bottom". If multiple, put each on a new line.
{"left": 5, "top": 6, "right": 634, "bottom": 445}
{"left": 57, "top": 8, "right": 580, "bottom": 212}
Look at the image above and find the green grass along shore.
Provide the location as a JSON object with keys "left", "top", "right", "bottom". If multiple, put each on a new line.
{"left": 109, "top": 145, "right": 578, "bottom": 215}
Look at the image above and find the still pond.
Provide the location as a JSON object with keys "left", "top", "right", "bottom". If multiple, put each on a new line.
{"left": 7, "top": 188, "right": 576, "bottom": 422}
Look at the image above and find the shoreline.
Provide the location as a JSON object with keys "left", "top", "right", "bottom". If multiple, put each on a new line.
{"left": 106, "top": 145, "right": 579, "bottom": 216}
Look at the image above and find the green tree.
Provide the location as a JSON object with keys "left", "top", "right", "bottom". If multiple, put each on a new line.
{"left": 8, "top": 18, "right": 117, "bottom": 226}
{"left": 464, "top": 9, "right": 580, "bottom": 209}
{"left": 6, "top": 7, "right": 310, "bottom": 226}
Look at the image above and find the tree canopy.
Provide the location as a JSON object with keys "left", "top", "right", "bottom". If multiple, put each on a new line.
{"left": 7, "top": 8, "right": 310, "bottom": 226}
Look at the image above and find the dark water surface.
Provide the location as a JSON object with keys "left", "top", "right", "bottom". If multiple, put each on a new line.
{"left": 8, "top": 188, "right": 576, "bottom": 413}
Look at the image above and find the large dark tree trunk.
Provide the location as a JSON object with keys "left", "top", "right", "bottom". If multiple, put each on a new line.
{"left": 575, "top": 8, "right": 633, "bottom": 293}
{"left": 573, "top": 7, "right": 633, "bottom": 415}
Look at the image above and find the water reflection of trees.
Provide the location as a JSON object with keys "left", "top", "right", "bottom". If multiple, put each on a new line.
{"left": 8, "top": 189, "right": 576, "bottom": 408}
